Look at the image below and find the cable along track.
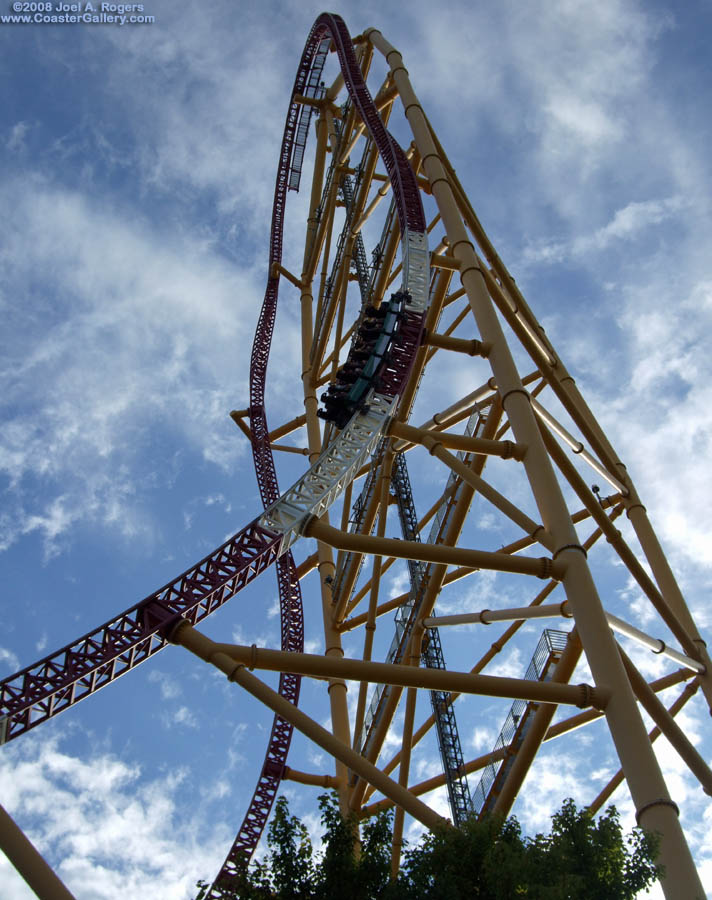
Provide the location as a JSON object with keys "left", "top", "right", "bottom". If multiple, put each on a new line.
{"left": 0, "top": 11, "right": 431, "bottom": 888}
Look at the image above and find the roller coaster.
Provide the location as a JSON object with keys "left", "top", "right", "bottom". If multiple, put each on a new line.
{"left": 1, "top": 12, "right": 710, "bottom": 899}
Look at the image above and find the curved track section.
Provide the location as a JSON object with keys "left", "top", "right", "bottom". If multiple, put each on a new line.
{"left": 0, "top": 520, "right": 282, "bottom": 744}
{"left": 204, "top": 14, "right": 429, "bottom": 891}
{"left": 0, "top": 9, "right": 430, "bottom": 886}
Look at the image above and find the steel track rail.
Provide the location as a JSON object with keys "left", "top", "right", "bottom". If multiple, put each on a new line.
{"left": 390, "top": 451, "right": 474, "bottom": 825}
{"left": 211, "top": 15, "right": 429, "bottom": 884}
{"left": 1, "top": 11, "right": 432, "bottom": 889}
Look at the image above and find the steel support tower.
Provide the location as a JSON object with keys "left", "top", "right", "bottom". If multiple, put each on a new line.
{"left": 1, "top": 13, "right": 710, "bottom": 899}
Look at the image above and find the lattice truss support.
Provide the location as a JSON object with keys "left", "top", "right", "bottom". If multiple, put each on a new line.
{"left": 1, "top": 13, "right": 711, "bottom": 900}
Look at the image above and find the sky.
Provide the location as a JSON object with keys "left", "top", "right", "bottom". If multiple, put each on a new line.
{"left": 1, "top": 0, "right": 712, "bottom": 897}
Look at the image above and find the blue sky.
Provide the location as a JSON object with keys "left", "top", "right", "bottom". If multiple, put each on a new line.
{"left": 1, "top": 1, "right": 712, "bottom": 897}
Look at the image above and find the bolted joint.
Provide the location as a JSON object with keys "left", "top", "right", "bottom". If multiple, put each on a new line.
{"left": 553, "top": 543, "right": 587, "bottom": 561}
{"left": 635, "top": 798, "right": 680, "bottom": 826}
{"left": 626, "top": 502, "right": 648, "bottom": 517}
{"left": 137, "top": 600, "right": 185, "bottom": 642}
{"left": 500, "top": 387, "right": 531, "bottom": 411}
{"left": 577, "top": 683, "right": 592, "bottom": 708}
{"left": 226, "top": 662, "right": 246, "bottom": 683}
{"left": 263, "top": 758, "right": 286, "bottom": 779}
{"left": 327, "top": 678, "right": 347, "bottom": 695}
{"left": 537, "top": 557, "right": 557, "bottom": 580}
{"left": 576, "top": 683, "right": 609, "bottom": 710}
{"left": 301, "top": 513, "right": 318, "bottom": 538}
{"left": 423, "top": 435, "right": 443, "bottom": 457}
{"left": 248, "top": 643, "right": 258, "bottom": 670}
{"left": 165, "top": 617, "right": 191, "bottom": 644}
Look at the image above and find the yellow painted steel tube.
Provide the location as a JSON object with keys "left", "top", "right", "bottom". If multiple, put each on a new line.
{"left": 173, "top": 622, "right": 446, "bottom": 832}
{"left": 197, "top": 640, "right": 606, "bottom": 709}
{"left": 0, "top": 803, "right": 77, "bottom": 900}
{"left": 588, "top": 680, "right": 700, "bottom": 816}
{"left": 492, "top": 632, "right": 583, "bottom": 818}
{"left": 361, "top": 746, "right": 511, "bottom": 818}
{"left": 389, "top": 420, "right": 525, "bottom": 461}
{"left": 619, "top": 648, "right": 712, "bottom": 796}
{"left": 282, "top": 767, "right": 341, "bottom": 789}
{"left": 366, "top": 29, "right": 705, "bottom": 897}
{"left": 544, "top": 667, "right": 695, "bottom": 741}
{"left": 305, "top": 519, "right": 564, "bottom": 580}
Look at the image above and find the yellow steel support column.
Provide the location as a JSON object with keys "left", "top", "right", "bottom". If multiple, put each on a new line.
{"left": 422, "top": 330, "right": 490, "bottom": 357}
{"left": 374, "top": 510, "right": 619, "bottom": 788}
{"left": 389, "top": 420, "right": 526, "bottom": 461}
{"left": 305, "top": 519, "right": 564, "bottom": 580}
{"left": 618, "top": 648, "right": 712, "bottom": 795}
{"left": 366, "top": 28, "right": 705, "bottom": 896}
{"left": 390, "top": 628, "right": 422, "bottom": 877}
{"left": 625, "top": 497, "right": 712, "bottom": 712}
{"left": 363, "top": 671, "right": 696, "bottom": 818}
{"left": 356, "top": 405, "right": 507, "bottom": 807}
{"left": 331, "top": 481, "right": 383, "bottom": 625}
{"left": 543, "top": 668, "right": 695, "bottom": 742}
{"left": 193, "top": 639, "right": 605, "bottom": 707}
{"left": 282, "top": 767, "right": 342, "bottom": 789}
{"left": 0, "top": 802, "right": 77, "bottom": 900}
{"left": 588, "top": 680, "right": 700, "bottom": 815}
{"left": 298, "top": 107, "right": 352, "bottom": 815}
{"left": 419, "top": 82, "right": 712, "bottom": 716}
{"left": 540, "top": 423, "right": 699, "bottom": 658}
{"left": 352, "top": 454, "right": 392, "bottom": 754}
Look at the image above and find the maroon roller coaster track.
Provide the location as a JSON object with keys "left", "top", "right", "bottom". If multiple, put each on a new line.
{"left": 0, "top": 12, "right": 428, "bottom": 894}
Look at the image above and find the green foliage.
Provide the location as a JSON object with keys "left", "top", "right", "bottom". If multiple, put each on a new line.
{"left": 522, "top": 799, "right": 661, "bottom": 900}
{"left": 195, "top": 794, "right": 661, "bottom": 900}
{"left": 400, "top": 813, "right": 529, "bottom": 899}
{"left": 311, "top": 793, "right": 393, "bottom": 899}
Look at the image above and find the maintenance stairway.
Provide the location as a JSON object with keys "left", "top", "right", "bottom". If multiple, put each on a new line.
{"left": 473, "top": 629, "right": 569, "bottom": 817}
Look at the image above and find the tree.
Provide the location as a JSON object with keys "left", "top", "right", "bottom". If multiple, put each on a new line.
{"left": 522, "top": 799, "right": 660, "bottom": 899}
{"left": 196, "top": 794, "right": 661, "bottom": 899}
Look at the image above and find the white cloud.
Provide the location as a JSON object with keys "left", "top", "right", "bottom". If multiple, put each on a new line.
{"left": 601, "top": 275, "right": 712, "bottom": 570}
{"left": 0, "top": 179, "right": 254, "bottom": 556}
{"left": 148, "top": 670, "right": 182, "bottom": 701}
{"left": 167, "top": 706, "right": 198, "bottom": 729}
{"left": 0, "top": 735, "right": 230, "bottom": 899}
{"left": 524, "top": 196, "right": 688, "bottom": 264}
{"left": 0, "top": 646, "right": 20, "bottom": 671}
{"left": 6, "top": 121, "right": 30, "bottom": 152}
{"left": 470, "top": 724, "right": 497, "bottom": 753}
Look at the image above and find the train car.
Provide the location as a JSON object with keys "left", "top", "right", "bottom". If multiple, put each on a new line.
{"left": 318, "top": 290, "right": 411, "bottom": 428}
